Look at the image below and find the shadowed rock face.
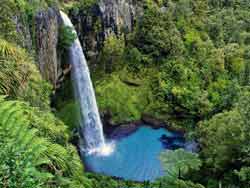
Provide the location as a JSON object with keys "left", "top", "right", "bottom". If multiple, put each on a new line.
{"left": 69, "top": 0, "right": 143, "bottom": 62}
{"left": 14, "top": 0, "right": 142, "bottom": 89}
{"left": 19, "top": 0, "right": 142, "bottom": 87}
{"left": 99, "top": 0, "right": 139, "bottom": 36}
{"left": 35, "top": 8, "right": 62, "bottom": 87}
{"left": 13, "top": 7, "right": 64, "bottom": 88}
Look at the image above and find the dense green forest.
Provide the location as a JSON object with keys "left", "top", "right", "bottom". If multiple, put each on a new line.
{"left": 1, "top": 0, "right": 250, "bottom": 187}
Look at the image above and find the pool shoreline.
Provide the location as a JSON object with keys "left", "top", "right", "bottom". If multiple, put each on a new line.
{"left": 82, "top": 125, "right": 187, "bottom": 182}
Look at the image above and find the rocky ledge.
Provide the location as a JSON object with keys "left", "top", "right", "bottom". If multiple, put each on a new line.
{"left": 102, "top": 113, "right": 186, "bottom": 140}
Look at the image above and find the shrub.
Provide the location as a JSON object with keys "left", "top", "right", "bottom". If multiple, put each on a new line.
{"left": 58, "top": 26, "right": 77, "bottom": 50}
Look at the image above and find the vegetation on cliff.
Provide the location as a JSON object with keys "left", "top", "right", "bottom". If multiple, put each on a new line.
{"left": 93, "top": 0, "right": 250, "bottom": 187}
{"left": 96, "top": 0, "right": 246, "bottom": 127}
{"left": 1, "top": 0, "right": 250, "bottom": 188}
{"left": 0, "top": 1, "right": 90, "bottom": 188}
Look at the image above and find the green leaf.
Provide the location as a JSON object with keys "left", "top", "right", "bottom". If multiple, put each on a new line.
{"left": 160, "top": 149, "right": 201, "bottom": 178}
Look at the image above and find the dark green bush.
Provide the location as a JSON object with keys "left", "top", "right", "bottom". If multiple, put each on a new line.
{"left": 58, "top": 26, "right": 77, "bottom": 50}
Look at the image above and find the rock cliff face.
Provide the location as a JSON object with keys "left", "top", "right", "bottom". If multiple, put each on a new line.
{"left": 99, "top": 0, "right": 140, "bottom": 36}
{"left": 35, "top": 8, "right": 62, "bottom": 87}
{"left": 14, "top": 7, "right": 63, "bottom": 88}
{"left": 69, "top": 0, "right": 142, "bottom": 62}
{"left": 14, "top": 0, "right": 142, "bottom": 87}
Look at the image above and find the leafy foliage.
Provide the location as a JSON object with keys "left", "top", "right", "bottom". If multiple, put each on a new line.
{"left": 235, "top": 167, "right": 250, "bottom": 187}
{"left": 58, "top": 26, "right": 77, "bottom": 50}
{"left": 3, "top": 0, "right": 250, "bottom": 187}
{"left": 153, "top": 178, "right": 205, "bottom": 188}
{"left": 0, "top": 96, "right": 92, "bottom": 188}
{"left": 196, "top": 89, "right": 250, "bottom": 187}
{"left": 0, "top": 97, "right": 51, "bottom": 188}
{"left": 60, "top": 0, "right": 97, "bottom": 12}
{"left": 198, "top": 110, "right": 244, "bottom": 173}
{"left": 0, "top": 38, "right": 52, "bottom": 109}
{"left": 0, "top": 0, "right": 58, "bottom": 46}
{"left": 94, "top": 0, "right": 243, "bottom": 127}
{"left": 160, "top": 149, "right": 201, "bottom": 179}
{"left": 91, "top": 0, "right": 250, "bottom": 187}
{"left": 99, "top": 34, "right": 125, "bottom": 73}
{"left": 56, "top": 100, "right": 81, "bottom": 131}
{"left": 95, "top": 71, "right": 153, "bottom": 123}
{"left": 133, "top": 5, "right": 184, "bottom": 61}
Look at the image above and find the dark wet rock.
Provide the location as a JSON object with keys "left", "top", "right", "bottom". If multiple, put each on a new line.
{"left": 141, "top": 114, "right": 165, "bottom": 128}
{"left": 69, "top": 0, "right": 143, "bottom": 63}
{"left": 102, "top": 110, "right": 115, "bottom": 127}
{"left": 12, "top": 7, "right": 69, "bottom": 89}
{"left": 159, "top": 133, "right": 186, "bottom": 149}
{"left": 159, "top": 134, "right": 168, "bottom": 141}
{"left": 98, "top": 0, "right": 142, "bottom": 36}
{"left": 160, "top": 136, "right": 178, "bottom": 143}
{"left": 107, "top": 121, "right": 142, "bottom": 139}
{"left": 35, "top": 8, "right": 63, "bottom": 87}
{"left": 165, "top": 126, "right": 186, "bottom": 134}
{"left": 168, "top": 144, "right": 183, "bottom": 150}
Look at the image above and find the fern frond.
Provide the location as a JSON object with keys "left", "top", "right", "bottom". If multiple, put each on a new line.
{"left": 0, "top": 96, "right": 89, "bottom": 188}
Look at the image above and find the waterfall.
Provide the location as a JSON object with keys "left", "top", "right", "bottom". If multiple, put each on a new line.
{"left": 60, "top": 11, "right": 113, "bottom": 155}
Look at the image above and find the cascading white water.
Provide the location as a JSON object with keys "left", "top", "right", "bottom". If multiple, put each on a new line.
{"left": 60, "top": 11, "right": 114, "bottom": 156}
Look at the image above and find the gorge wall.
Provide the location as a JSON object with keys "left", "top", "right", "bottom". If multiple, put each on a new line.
{"left": 15, "top": 7, "right": 63, "bottom": 88}
{"left": 14, "top": 0, "right": 142, "bottom": 89}
{"left": 69, "top": 0, "right": 143, "bottom": 62}
{"left": 35, "top": 7, "right": 62, "bottom": 88}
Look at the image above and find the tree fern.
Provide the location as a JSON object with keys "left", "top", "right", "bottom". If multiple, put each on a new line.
{"left": 0, "top": 96, "right": 52, "bottom": 188}
{"left": 23, "top": 104, "right": 70, "bottom": 145}
{"left": 0, "top": 0, "right": 20, "bottom": 42}
{"left": 0, "top": 38, "right": 52, "bottom": 110}
{"left": 160, "top": 149, "right": 201, "bottom": 179}
{"left": 0, "top": 38, "right": 30, "bottom": 93}
{"left": 0, "top": 96, "right": 92, "bottom": 188}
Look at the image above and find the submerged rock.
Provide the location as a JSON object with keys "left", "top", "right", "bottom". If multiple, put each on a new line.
{"left": 159, "top": 134, "right": 185, "bottom": 149}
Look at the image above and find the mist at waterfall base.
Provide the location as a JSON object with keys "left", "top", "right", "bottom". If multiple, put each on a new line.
{"left": 84, "top": 125, "right": 188, "bottom": 182}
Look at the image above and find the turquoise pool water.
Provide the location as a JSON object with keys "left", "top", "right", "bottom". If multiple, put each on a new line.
{"left": 84, "top": 126, "right": 185, "bottom": 182}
